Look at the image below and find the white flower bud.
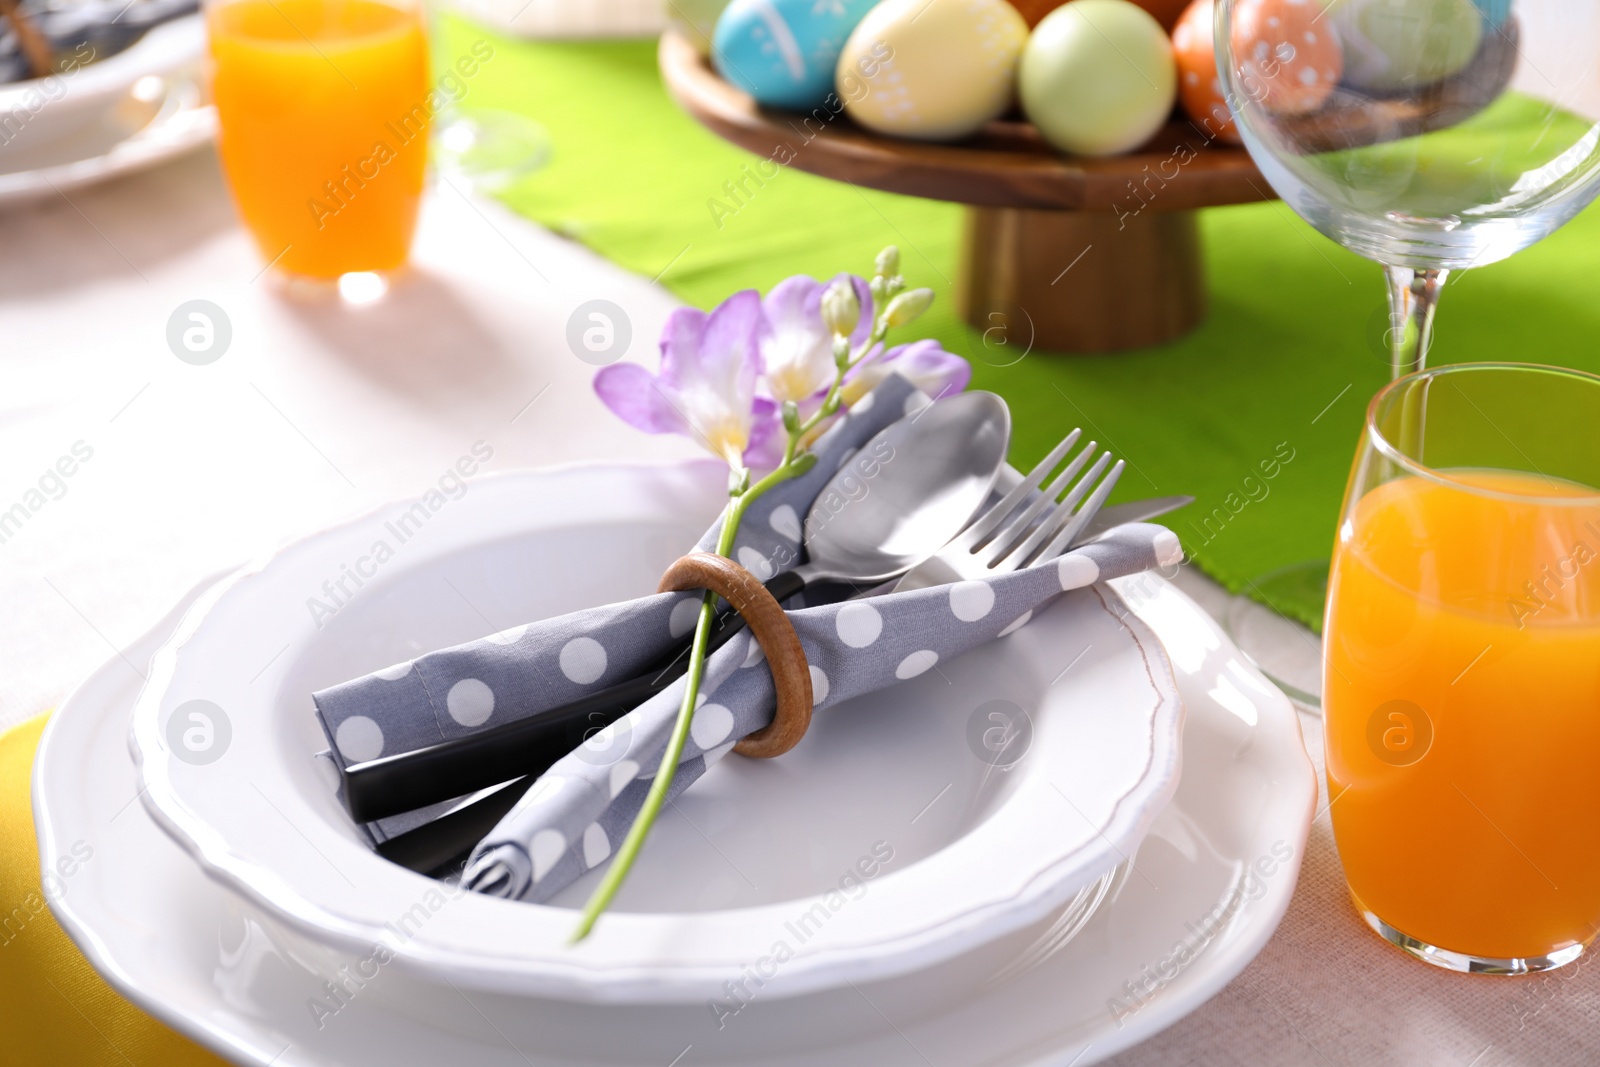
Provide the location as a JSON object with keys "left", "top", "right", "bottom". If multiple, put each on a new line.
{"left": 875, "top": 246, "right": 900, "bottom": 278}
{"left": 820, "top": 279, "right": 860, "bottom": 337}
{"left": 884, "top": 287, "right": 934, "bottom": 328}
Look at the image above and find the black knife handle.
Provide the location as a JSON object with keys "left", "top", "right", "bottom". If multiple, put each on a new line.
{"left": 374, "top": 777, "right": 534, "bottom": 877}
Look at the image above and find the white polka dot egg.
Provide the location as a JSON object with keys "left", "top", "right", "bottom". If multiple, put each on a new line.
{"left": 1229, "top": 0, "right": 1343, "bottom": 116}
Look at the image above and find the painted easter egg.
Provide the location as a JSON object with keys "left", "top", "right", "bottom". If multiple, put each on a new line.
{"left": 1473, "top": 0, "right": 1511, "bottom": 27}
{"left": 1330, "top": 0, "right": 1484, "bottom": 94}
{"left": 1018, "top": 0, "right": 1177, "bottom": 157}
{"left": 1230, "top": 0, "right": 1343, "bottom": 116}
{"left": 714, "top": 0, "right": 880, "bottom": 110}
{"left": 1172, "top": 0, "right": 1240, "bottom": 143}
{"left": 1008, "top": 0, "right": 1189, "bottom": 29}
{"left": 837, "top": 0, "right": 1030, "bottom": 141}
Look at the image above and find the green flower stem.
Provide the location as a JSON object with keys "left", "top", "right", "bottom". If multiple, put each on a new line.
{"left": 568, "top": 586, "right": 715, "bottom": 943}
{"left": 779, "top": 319, "right": 891, "bottom": 468}
{"left": 570, "top": 461, "right": 800, "bottom": 942}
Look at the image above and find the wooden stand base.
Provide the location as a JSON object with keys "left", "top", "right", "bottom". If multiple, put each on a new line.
{"left": 956, "top": 206, "right": 1207, "bottom": 354}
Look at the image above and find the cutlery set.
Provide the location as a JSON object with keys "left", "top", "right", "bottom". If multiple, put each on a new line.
{"left": 336, "top": 390, "right": 1188, "bottom": 878}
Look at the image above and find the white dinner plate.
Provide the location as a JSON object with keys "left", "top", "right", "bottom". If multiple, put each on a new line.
{"left": 125, "top": 462, "right": 1186, "bottom": 1004}
{"left": 0, "top": 15, "right": 203, "bottom": 153}
{"left": 0, "top": 69, "right": 214, "bottom": 208}
{"left": 36, "top": 550, "right": 1314, "bottom": 1066}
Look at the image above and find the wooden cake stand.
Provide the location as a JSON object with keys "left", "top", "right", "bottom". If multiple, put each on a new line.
{"left": 658, "top": 26, "right": 1518, "bottom": 353}
{"left": 659, "top": 29, "right": 1265, "bottom": 353}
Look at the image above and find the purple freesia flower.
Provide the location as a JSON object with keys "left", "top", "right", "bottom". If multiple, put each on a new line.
{"left": 759, "top": 273, "right": 874, "bottom": 404}
{"left": 843, "top": 338, "right": 971, "bottom": 406}
{"left": 740, "top": 338, "right": 971, "bottom": 469}
{"left": 593, "top": 272, "right": 969, "bottom": 472}
{"left": 594, "top": 290, "right": 774, "bottom": 468}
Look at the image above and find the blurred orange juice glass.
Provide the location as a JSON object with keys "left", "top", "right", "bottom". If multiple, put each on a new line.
{"left": 207, "top": 0, "right": 429, "bottom": 278}
{"left": 1324, "top": 363, "right": 1600, "bottom": 975}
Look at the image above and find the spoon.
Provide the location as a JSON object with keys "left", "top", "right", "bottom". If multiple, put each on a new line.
{"left": 343, "top": 391, "right": 1012, "bottom": 830}
{"left": 774, "top": 389, "right": 1013, "bottom": 593}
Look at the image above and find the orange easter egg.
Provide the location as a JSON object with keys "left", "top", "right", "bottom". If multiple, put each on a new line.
{"left": 1171, "top": 0, "right": 1240, "bottom": 144}
{"left": 1230, "top": 0, "right": 1342, "bottom": 116}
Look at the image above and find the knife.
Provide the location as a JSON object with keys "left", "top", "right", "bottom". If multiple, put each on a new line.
{"left": 1077, "top": 495, "right": 1193, "bottom": 540}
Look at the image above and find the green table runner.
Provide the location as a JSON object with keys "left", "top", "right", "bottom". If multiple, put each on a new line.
{"left": 443, "top": 27, "right": 1600, "bottom": 630}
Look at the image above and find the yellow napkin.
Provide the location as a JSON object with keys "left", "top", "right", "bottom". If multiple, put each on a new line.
{"left": 0, "top": 714, "right": 229, "bottom": 1067}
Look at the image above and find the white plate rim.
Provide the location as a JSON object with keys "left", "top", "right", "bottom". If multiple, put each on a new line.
{"left": 0, "top": 76, "right": 215, "bottom": 206}
{"left": 0, "top": 15, "right": 203, "bottom": 117}
{"left": 124, "top": 461, "right": 1186, "bottom": 1002}
{"left": 31, "top": 570, "right": 278, "bottom": 1067}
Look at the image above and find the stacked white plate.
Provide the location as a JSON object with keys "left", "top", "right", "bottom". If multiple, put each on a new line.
{"left": 35, "top": 461, "right": 1316, "bottom": 1065}
{"left": 0, "top": 16, "right": 213, "bottom": 207}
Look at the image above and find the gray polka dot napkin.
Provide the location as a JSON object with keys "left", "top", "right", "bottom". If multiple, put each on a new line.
{"left": 463, "top": 522, "right": 1180, "bottom": 902}
{"left": 314, "top": 374, "right": 935, "bottom": 844}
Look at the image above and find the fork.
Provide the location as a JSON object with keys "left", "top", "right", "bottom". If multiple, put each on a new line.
{"left": 893, "top": 429, "right": 1125, "bottom": 591}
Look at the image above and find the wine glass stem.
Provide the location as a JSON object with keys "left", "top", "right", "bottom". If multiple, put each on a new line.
{"left": 1385, "top": 264, "right": 1449, "bottom": 380}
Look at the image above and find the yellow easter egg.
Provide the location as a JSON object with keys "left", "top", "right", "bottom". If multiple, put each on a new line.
{"left": 838, "top": 0, "right": 1031, "bottom": 141}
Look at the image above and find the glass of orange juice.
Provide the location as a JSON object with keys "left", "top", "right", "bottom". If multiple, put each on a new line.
{"left": 1324, "top": 363, "right": 1600, "bottom": 975}
{"left": 206, "top": 0, "right": 430, "bottom": 282}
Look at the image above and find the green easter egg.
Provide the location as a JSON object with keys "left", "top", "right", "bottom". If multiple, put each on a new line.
{"left": 1019, "top": 0, "right": 1177, "bottom": 157}
{"left": 1335, "top": 0, "right": 1485, "bottom": 93}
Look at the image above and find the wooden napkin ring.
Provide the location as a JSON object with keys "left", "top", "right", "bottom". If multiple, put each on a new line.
{"left": 657, "top": 552, "right": 812, "bottom": 759}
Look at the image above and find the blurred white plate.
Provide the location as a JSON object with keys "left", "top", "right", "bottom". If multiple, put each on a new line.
{"left": 36, "top": 556, "right": 1314, "bottom": 1065}
{"left": 0, "top": 70, "right": 213, "bottom": 208}
{"left": 124, "top": 462, "right": 1185, "bottom": 1003}
{"left": 0, "top": 15, "right": 204, "bottom": 153}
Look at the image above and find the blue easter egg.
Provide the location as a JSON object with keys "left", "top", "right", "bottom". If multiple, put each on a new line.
{"left": 1473, "top": 0, "right": 1511, "bottom": 28}
{"left": 713, "top": 0, "right": 879, "bottom": 110}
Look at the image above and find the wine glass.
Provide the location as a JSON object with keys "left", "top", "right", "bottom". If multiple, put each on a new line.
{"left": 433, "top": 106, "right": 553, "bottom": 193}
{"left": 1213, "top": 0, "right": 1600, "bottom": 705}
{"left": 429, "top": 1, "right": 552, "bottom": 194}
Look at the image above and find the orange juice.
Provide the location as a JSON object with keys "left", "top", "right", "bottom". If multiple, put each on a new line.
{"left": 208, "top": 0, "right": 429, "bottom": 277}
{"left": 1325, "top": 469, "right": 1600, "bottom": 960}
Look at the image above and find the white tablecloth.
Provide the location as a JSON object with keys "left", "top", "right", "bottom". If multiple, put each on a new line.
{"left": 0, "top": 149, "right": 700, "bottom": 729}
{"left": 3, "top": 148, "right": 1595, "bottom": 1067}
